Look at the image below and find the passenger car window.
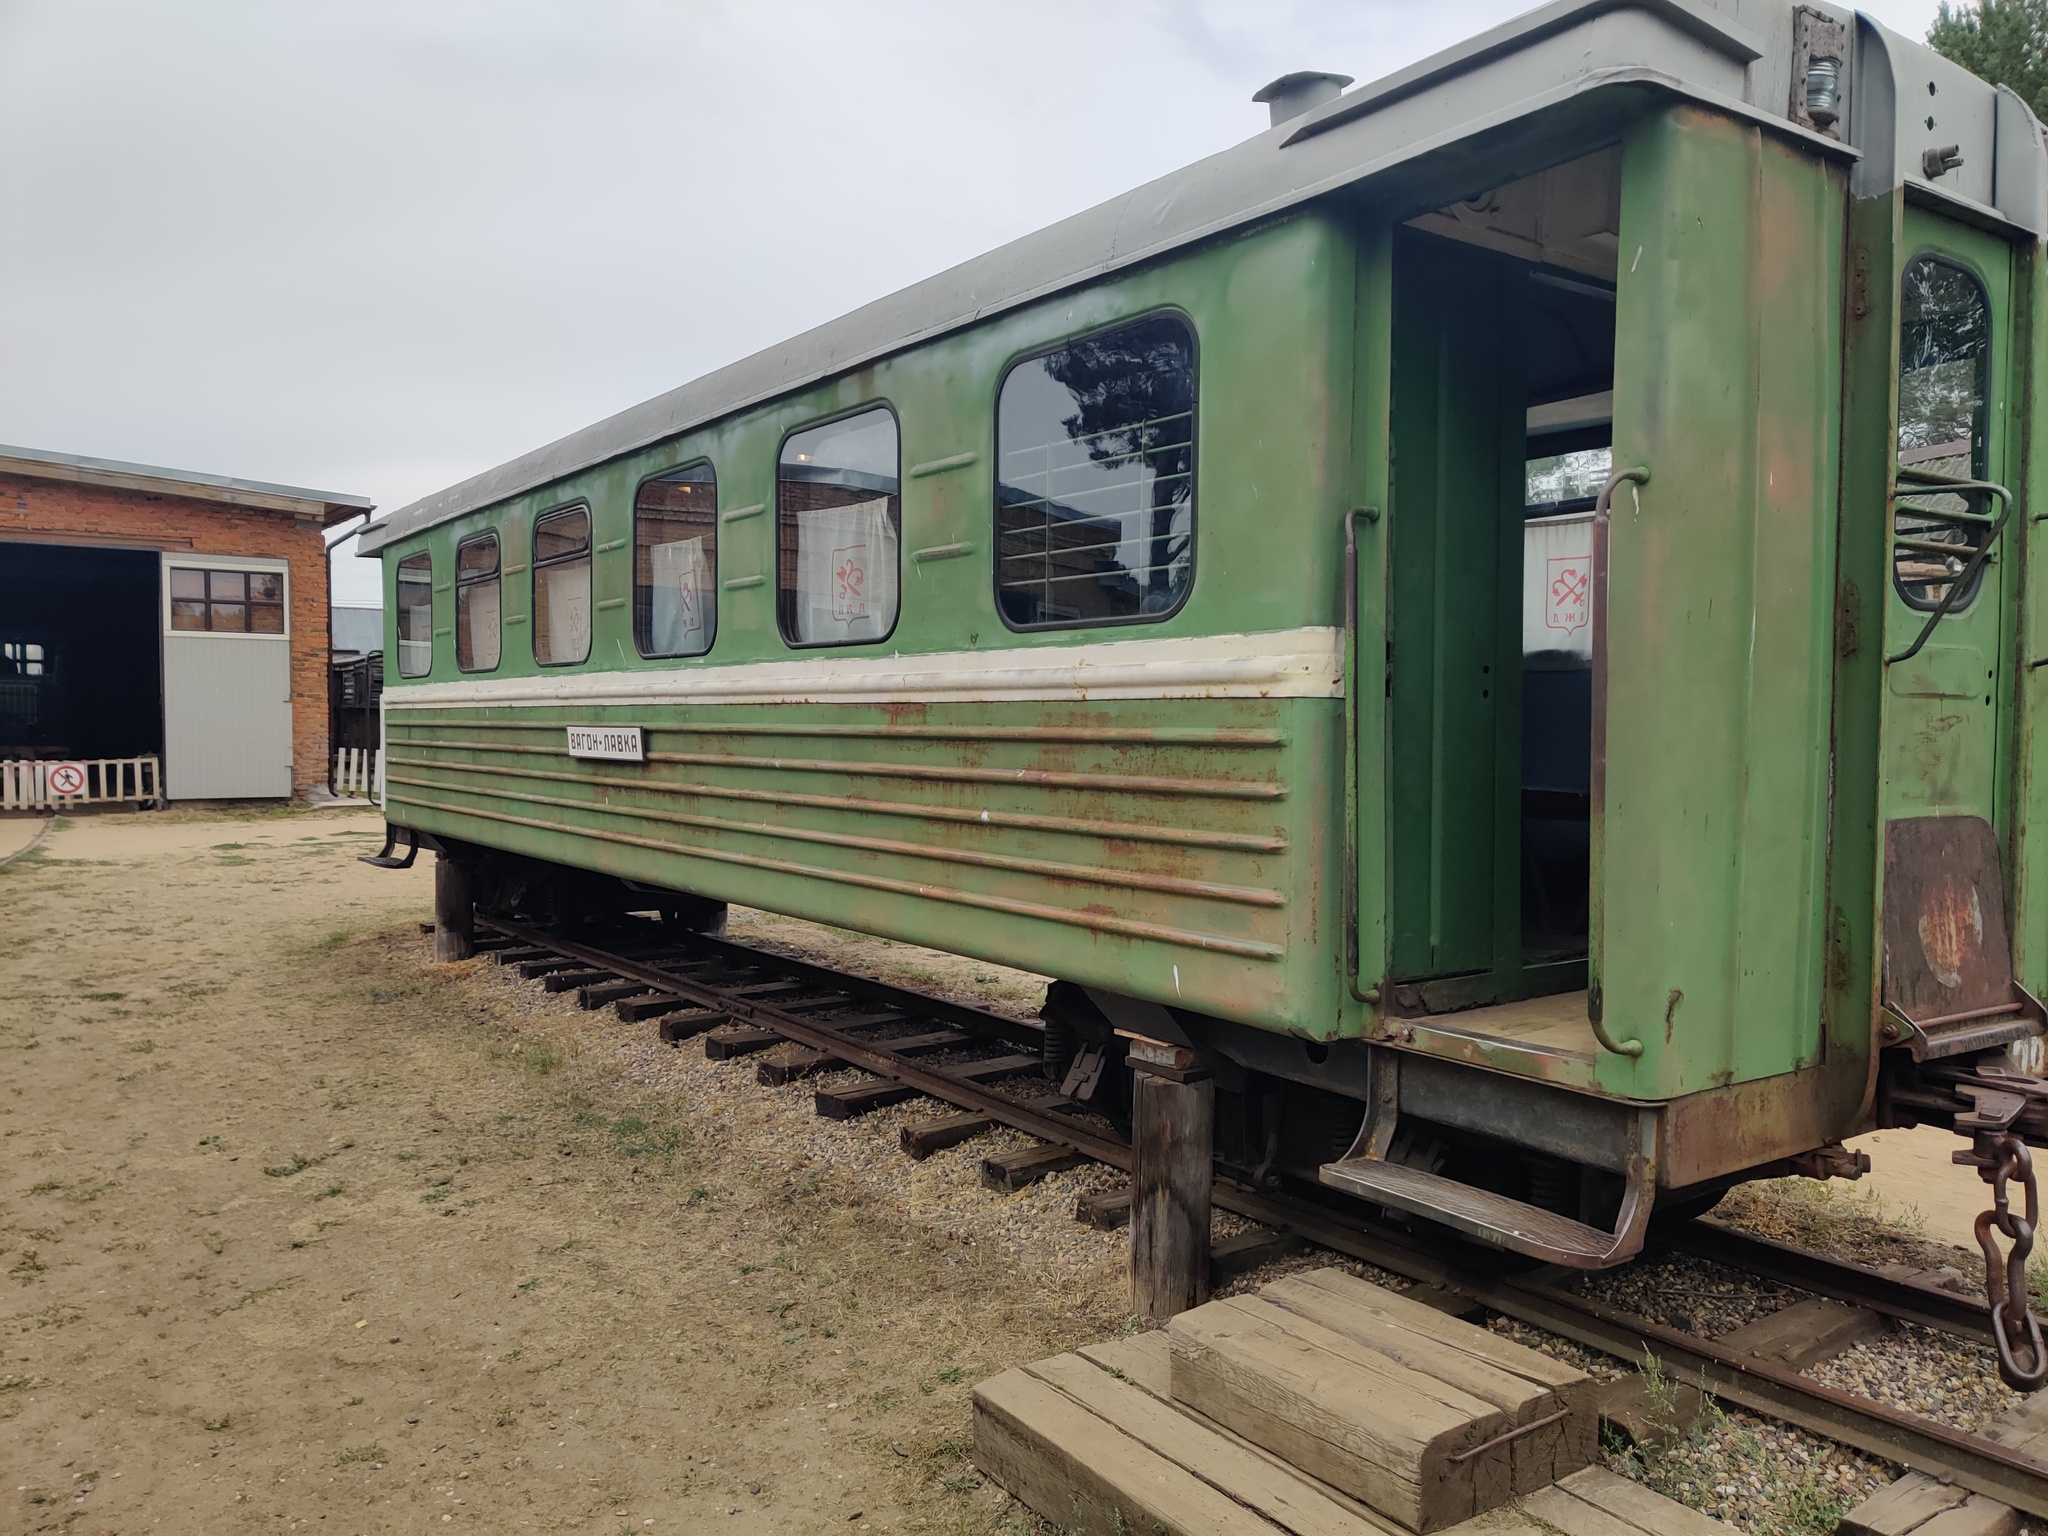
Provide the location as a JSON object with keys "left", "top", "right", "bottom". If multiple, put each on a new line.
{"left": 396, "top": 552, "right": 433, "bottom": 677}
{"left": 169, "top": 567, "right": 285, "bottom": 634}
{"left": 532, "top": 507, "right": 593, "bottom": 666}
{"left": 455, "top": 533, "right": 501, "bottom": 673}
{"left": 1896, "top": 256, "right": 1992, "bottom": 610}
{"left": 635, "top": 462, "right": 717, "bottom": 658}
{"left": 777, "top": 409, "right": 899, "bottom": 646}
{"left": 995, "top": 314, "right": 1196, "bottom": 628}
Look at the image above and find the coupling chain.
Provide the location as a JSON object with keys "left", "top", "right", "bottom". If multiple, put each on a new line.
{"left": 1975, "top": 1133, "right": 2048, "bottom": 1392}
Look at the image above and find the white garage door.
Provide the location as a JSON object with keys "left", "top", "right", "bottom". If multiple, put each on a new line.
{"left": 161, "top": 555, "right": 293, "bottom": 800}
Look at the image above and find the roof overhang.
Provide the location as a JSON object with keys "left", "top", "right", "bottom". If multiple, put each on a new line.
{"left": 0, "top": 443, "right": 373, "bottom": 526}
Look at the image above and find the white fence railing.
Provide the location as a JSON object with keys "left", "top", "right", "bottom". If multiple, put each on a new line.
{"left": 0, "top": 755, "right": 163, "bottom": 811}
{"left": 333, "top": 747, "right": 384, "bottom": 802}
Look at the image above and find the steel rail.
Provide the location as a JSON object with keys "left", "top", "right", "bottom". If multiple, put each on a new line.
{"left": 1655, "top": 1215, "right": 1995, "bottom": 1344}
{"left": 480, "top": 916, "right": 1132, "bottom": 1171}
{"left": 480, "top": 919, "right": 2048, "bottom": 1516}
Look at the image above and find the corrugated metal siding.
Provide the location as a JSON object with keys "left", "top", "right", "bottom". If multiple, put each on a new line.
{"left": 163, "top": 634, "right": 292, "bottom": 799}
{"left": 384, "top": 698, "right": 1333, "bottom": 1033}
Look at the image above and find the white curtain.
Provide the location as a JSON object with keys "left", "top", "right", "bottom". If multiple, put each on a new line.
{"left": 538, "top": 561, "right": 591, "bottom": 664}
{"left": 649, "top": 536, "right": 711, "bottom": 655}
{"left": 793, "top": 498, "right": 897, "bottom": 644}
{"left": 1522, "top": 512, "right": 1594, "bottom": 660}
{"left": 460, "top": 582, "right": 501, "bottom": 671}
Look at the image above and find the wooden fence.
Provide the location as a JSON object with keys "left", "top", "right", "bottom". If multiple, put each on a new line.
{"left": 0, "top": 756, "right": 163, "bottom": 811}
{"left": 333, "top": 747, "right": 384, "bottom": 802}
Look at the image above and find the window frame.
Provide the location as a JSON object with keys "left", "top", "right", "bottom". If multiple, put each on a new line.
{"left": 394, "top": 550, "right": 434, "bottom": 678}
{"left": 165, "top": 559, "right": 291, "bottom": 639}
{"left": 991, "top": 308, "right": 1200, "bottom": 634}
{"left": 530, "top": 502, "right": 595, "bottom": 668}
{"left": 774, "top": 402, "right": 904, "bottom": 650}
{"left": 1893, "top": 249, "right": 1995, "bottom": 614}
{"left": 633, "top": 459, "right": 720, "bottom": 660}
{"left": 454, "top": 529, "right": 503, "bottom": 674}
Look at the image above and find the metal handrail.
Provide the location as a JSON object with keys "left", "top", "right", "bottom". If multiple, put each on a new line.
{"left": 1589, "top": 465, "right": 1650, "bottom": 1060}
{"left": 1887, "top": 472, "right": 2012, "bottom": 666}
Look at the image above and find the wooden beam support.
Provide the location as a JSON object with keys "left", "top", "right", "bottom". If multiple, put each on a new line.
{"left": 433, "top": 851, "right": 474, "bottom": 963}
{"left": 1130, "top": 1064, "right": 1213, "bottom": 1324}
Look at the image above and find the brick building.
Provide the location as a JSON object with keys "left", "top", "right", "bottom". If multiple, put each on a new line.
{"left": 0, "top": 444, "right": 372, "bottom": 800}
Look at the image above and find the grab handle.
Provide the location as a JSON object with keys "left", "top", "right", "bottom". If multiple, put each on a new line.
{"left": 1590, "top": 466, "right": 1650, "bottom": 1059}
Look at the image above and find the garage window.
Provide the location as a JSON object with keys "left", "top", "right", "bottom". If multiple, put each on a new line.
{"left": 533, "top": 506, "right": 593, "bottom": 666}
{"left": 396, "top": 552, "right": 433, "bottom": 677}
{"left": 455, "top": 533, "right": 501, "bottom": 672}
{"left": 169, "top": 567, "right": 286, "bottom": 634}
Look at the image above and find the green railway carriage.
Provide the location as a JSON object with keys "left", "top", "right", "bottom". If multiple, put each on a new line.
{"left": 360, "top": 0, "right": 2048, "bottom": 1282}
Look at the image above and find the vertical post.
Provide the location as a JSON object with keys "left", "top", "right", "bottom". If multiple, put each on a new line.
{"left": 1129, "top": 1040, "right": 1214, "bottom": 1324}
{"left": 434, "top": 850, "right": 474, "bottom": 962}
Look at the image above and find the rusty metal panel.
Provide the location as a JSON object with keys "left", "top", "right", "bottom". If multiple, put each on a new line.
{"left": 1882, "top": 814, "right": 2029, "bottom": 1050}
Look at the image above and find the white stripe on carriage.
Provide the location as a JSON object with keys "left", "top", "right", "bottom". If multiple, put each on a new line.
{"left": 383, "top": 626, "right": 1345, "bottom": 709}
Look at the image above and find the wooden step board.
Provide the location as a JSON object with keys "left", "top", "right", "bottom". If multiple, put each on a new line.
{"left": 974, "top": 1325, "right": 1730, "bottom": 1536}
{"left": 1167, "top": 1269, "right": 1594, "bottom": 1530}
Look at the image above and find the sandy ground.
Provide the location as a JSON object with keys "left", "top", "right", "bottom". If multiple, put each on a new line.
{"left": 0, "top": 808, "right": 1126, "bottom": 1535}
{"left": 0, "top": 816, "right": 50, "bottom": 865}
{"left": 1848, "top": 1124, "right": 1993, "bottom": 1253}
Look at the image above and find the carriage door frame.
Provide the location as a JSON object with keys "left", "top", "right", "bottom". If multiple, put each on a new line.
{"left": 1880, "top": 208, "right": 2016, "bottom": 828}
{"left": 159, "top": 553, "right": 294, "bottom": 801}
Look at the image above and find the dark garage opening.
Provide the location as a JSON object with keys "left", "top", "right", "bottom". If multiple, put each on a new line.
{"left": 0, "top": 542, "right": 162, "bottom": 761}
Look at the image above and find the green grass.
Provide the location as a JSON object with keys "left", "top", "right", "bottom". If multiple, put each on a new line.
{"left": 336, "top": 1444, "right": 386, "bottom": 1465}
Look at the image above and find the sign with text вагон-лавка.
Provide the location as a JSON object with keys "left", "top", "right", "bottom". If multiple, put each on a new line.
{"left": 566, "top": 727, "right": 645, "bottom": 763}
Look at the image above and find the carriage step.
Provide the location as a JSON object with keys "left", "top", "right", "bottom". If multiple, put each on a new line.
{"left": 1319, "top": 1155, "right": 1641, "bottom": 1267}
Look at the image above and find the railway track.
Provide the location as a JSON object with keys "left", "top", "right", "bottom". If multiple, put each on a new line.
{"left": 470, "top": 914, "right": 2048, "bottom": 1518}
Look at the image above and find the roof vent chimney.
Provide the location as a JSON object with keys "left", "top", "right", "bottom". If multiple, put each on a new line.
{"left": 1253, "top": 71, "right": 1354, "bottom": 129}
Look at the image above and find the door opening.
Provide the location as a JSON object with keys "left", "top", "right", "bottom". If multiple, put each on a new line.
{"left": 1385, "top": 148, "right": 1618, "bottom": 1015}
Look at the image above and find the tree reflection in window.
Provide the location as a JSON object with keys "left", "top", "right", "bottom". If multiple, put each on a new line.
{"left": 996, "top": 314, "right": 1195, "bottom": 628}
{"left": 1896, "top": 256, "right": 1991, "bottom": 611}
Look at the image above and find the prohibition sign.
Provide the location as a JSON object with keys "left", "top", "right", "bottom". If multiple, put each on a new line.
{"left": 46, "top": 762, "right": 87, "bottom": 798}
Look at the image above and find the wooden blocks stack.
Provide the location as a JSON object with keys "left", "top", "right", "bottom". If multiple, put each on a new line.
{"left": 974, "top": 1266, "right": 1733, "bottom": 1536}
{"left": 1169, "top": 1270, "right": 1594, "bottom": 1529}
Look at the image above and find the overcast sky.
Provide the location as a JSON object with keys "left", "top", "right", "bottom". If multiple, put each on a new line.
{"left": 0, "top": 0, "right": 1945, "bottom": 607}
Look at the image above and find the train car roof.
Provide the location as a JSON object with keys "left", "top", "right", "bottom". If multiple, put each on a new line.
{"left": 358, "top": 0, "right": 2047, "bottom": 556}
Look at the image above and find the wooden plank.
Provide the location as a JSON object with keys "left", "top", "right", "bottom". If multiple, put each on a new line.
{"left": 757, "top": 1047, "right": 841, "bottom": 1086}
{"left": 1077, "top": 1186, "right": 1133, "bottom": 1230}
{"left": 516, "top": 957, "right": 586, "bottom": 979}
{"left": 1168, "top": 1293, "right": 1513, "bottom": 1532}
{"left": 1838, "top": 1475, "right": 2017, "bottom": 1536}
{"left": 1714, "top": 1297, "right": 1888, "bottom": 1369}
{"left": 492, "top": 946, "right": 552, "bottom": 965}
{"left": 973, "top": 1365, "right": 1293, "bottom": 1536}
{"left": 577, "top": 979, "right": 651, "bottom": 1009}
{"left": 1211, "top": 1228, "right": 1306, "bottom": 1283}
{"left": 1516, "top": 1467, "right": 1737, "bottom": 1535}
{"left": 1077, "top": 1334, "right": 1172, "bottom": 1398}
{"left": 1591, "top": 1372, "right": 1706, "bottom": 1450}
{"left": 542, "top": 968, "right": 614, "bottom": 993}
{"left": 1024, "top": 1352, "right": 1395, "bottom": 1536}
{"left": 1262, "top": 1270, "right": 1588, "bottom": 1394}
{"left": 1133, "top": 1071, "right": 1214, "bottom": 1324}
{"left": 814, "top": 1076, "right": 921, "bottom": 1120}
{"left": 942, "top": 1052, "right": 1043, "bottom": 1082}
{"left": 982, "top": 1142, "right": 1088, "bottom": 1191}
{"left": 1839, "top": 1386, "right": 2048, "bottom": 1536}
{"left": 900, "top": 1111, "right": 995, "bottom": 1160}
{"left": 1259, "top": 1269, "right": 1594, "bottom": 1493}
{"left": 615, "top": 992, "right": 688, "bottom": 1022}
{"left": 656, "top": 1010, "right": 728, "bottom": 1044}
{"left": 703, "top": 1024, "right": 783, "bottom": 1059}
